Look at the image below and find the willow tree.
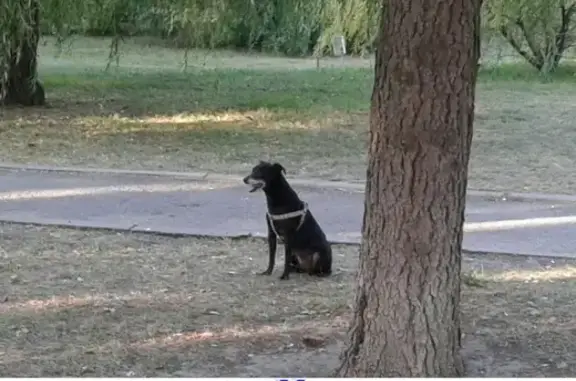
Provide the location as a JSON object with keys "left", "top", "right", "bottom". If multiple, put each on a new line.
{"left": 1, "top": 0, "right": 381, "bottom": 107}
{"left": 336, "top": 0, "right": 481, "bottom": 377}
{"left": 486, "top": 0, "right": 576, "bottom": 74}
{"left": 1, "top": 0, "right": 45, "bottom": 106}
{"left": 316, "top": 0, "right": 381, "bottom": 56}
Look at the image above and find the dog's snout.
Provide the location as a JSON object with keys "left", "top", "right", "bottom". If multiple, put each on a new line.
{"left": 243, "top": 176, "right": 250, "bottom": 184}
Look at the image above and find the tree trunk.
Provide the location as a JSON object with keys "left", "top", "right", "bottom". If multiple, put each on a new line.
{"left": 1, "top": 0, "right": 45, "bottom": 106}
{"left": 336, "top": 0, "right": 481, "bottom": 377}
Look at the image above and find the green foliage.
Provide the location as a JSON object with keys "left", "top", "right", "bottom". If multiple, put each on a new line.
{"left": 484, "top": 0, "right": 576, "bottom": 74}
{"left": 34, "top": 0, "right": 378, "bottom": 57}
{"left": 0, "top": 0, "right": 42, "bottom": 103}
{"left": 0, "top": 1, "right": 24, "bottom": 93}
{"left": 316, "top": 0, "right": 380, "bottom": 56}
{"left": 11, "top": 0, "right": 576, "bottom": 92}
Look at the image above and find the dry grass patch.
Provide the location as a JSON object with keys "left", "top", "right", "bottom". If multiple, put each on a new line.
{"left": 0, "top": 100, "right": 368, "bottom": 180}
{"left": 470, "top": 85, "right": 576, "bottom": 193}
{"left": 0, "top": 223, "right": 354, "bottom": 376}
{"left": 2, "top": 37, "right": 576, "bottom": 193}
{"left": 1, "top": 223, "right": 576, "bottom": 376}
{"left": 490, "top": 265, "right": 576, "bottom": 282}
{"left": 4, "top": 81, "right": 576, "bottom": 193}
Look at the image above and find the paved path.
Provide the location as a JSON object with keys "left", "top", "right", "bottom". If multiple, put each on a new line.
{"left": 0, "top": 168, "right": 575, "bottom": 258}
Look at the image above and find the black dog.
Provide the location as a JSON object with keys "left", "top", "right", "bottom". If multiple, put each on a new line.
{"left": 243, "top": 161, "right": 332, "bottom": 280}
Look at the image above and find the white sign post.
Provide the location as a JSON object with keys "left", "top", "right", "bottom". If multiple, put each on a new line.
{"left": 331, "top": 35, "right": 347, "bottom": 57}
{"left": 331, "top": 35, "right": 347, "bottom": 66}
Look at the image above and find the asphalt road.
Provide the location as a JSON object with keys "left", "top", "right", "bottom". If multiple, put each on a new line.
{"left": 1, "top": 168, "right": 575, "bottom": 258}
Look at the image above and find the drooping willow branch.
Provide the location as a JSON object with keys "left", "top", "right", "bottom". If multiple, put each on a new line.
{"left": 498, "top": 2, "right": 576, "bottom": 73}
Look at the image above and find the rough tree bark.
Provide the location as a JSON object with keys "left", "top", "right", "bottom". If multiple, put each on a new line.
{"left": 336, "top": 0, "right": 481, "bottom": 377}
{"left": 1, "top": 0, "right": 45, "bottom": 106}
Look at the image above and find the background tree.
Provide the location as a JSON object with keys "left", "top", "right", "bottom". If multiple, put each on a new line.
{"left": 485, "top": 0, "right": 576, "bottom": 74}
{"left": 2, "top": 0, "right": 572, "bottom": 107}
{"left": 0, "top": 0, "right": 378, "bottom": 106}
{"left": 1, "top": 0, "right": 45, "bottom": 106}
{"left": 336, "top": 0, "right": 481, "bottom": 377}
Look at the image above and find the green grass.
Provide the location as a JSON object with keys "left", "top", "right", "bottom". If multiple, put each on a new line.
{"left": 479, "top": 63, "right": 576, "bottom": 82}
{"left": 42, "top": 68, "right": 372, "bottom": 114}
{"left": 2, "top": 36, "right": 576, "bottom": 193}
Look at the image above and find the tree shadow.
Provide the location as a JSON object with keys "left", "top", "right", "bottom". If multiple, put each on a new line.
{"left": 0, "top": 68, "right": 370, "bottom": 179}
{"left": 2, "top": 251, "right": 576, "bottom": 377}
{"left": 0, "top": 290, "right": 348, "bottom": 377}
{"left": 461, "top": 252, "right": 576, "bottom": 377}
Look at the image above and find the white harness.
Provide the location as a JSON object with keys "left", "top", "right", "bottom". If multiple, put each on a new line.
{"left": 266, "top": 202, "right": 308, "bottom": 243}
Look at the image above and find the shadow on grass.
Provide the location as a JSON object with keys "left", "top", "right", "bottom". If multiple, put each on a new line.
{"left": 3, "top": 222, "right": 576, "bottom": 376}
{"left": 461, "top": 272, "right": 576, "bottom": 377}
{"left": 2, "top": 264, "right": 576, "bottom": 376}
{"left": 0, "top": 81, "right": 370, "bottom": 178}
{"left": 0, "top": 67, "right": 373, "bottom": 177}
{"left": 0, "top": 290, "right": 347, "bottom": 376}
{"left": 2, "top": 64, "right": 576, "bottom": 189}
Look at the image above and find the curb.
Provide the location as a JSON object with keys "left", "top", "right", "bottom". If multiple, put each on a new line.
{"left": 0, "top": 217, "right": 362, "bottom": 246}
{"left": 3, "top": 218, "right": 576, "bottom": 261}
{"left": 0, "top": 163, "right": 367, "bottom": 191}
{"left": 1, "top": 162, "right": 576, "bottom": 203}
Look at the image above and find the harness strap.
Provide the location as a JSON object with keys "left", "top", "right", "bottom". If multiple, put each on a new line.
{"left": 266, "top": 202, "right": 308, "bottom": 242}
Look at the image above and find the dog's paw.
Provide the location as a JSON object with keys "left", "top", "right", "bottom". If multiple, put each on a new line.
{"left": 279, "top": 273, "right": 290, "bottom": 280}
{"left": 258, "top": 269, "right": 273, "bottom": 276}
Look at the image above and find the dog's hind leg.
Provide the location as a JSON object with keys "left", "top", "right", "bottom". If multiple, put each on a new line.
{"left": 260, "top": 217, "right": 277, "bottom": 275}
{"left": 280, "top": 245, "right": 294, "bottom": 280}
{"left": 315, "top": 246, "right": 333, "bottom": 277}
{"left": 290, "top": 256, "right": 306, "bottom": 273}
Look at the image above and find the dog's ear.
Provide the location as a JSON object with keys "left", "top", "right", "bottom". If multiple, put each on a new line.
{"left": 272, "top": 163, "right": 286, "bottom": 175}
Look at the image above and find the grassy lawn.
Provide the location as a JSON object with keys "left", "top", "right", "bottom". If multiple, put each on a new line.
{"left": 1, "top": 36, "right": 576, "bottom": 193}
{"left": 1, "top": 36, "right": 574, "bottom": 378}
{"left": 0, "top": 222, "right": 574, "bottom": 376}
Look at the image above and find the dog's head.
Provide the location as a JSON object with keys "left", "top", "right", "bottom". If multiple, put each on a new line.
{"left": 243, "top": 160, "right": 286, "bottom": 193}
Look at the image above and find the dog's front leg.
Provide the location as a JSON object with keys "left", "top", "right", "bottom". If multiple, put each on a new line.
{"left": 260, "top": 218, "right": 276, "bottom": 275}
{"left": 280, "top": 244, "right": 293, "bottom": 280}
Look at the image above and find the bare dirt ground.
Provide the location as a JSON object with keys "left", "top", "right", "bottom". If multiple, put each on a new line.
{"left": 1, "top": 223, "right": 575, "bottom": 376}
